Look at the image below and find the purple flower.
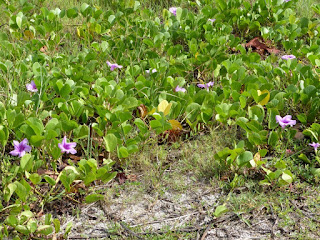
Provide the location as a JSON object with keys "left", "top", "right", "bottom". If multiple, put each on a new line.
{"left": 309, "top": 142, "right": 320, "bottom": 152}
{"left": 26, "top": 81, "right": 38, "bottom": 92}
{"left": 10, "top": 139, "right": 32, "bottom": 157}
{"left": 169, "top": 7, "right": 177, "bottom": 16}
{"left": 208, "top": 18, "right": 216, "bottom": 23}
{"left": 284, "top": 0, "right": 291, "bottom": 2}
{"left": 175, "top": 86, "right": 186, "bottom": 93}
{"left": 146, "top": 69, "right": 157, "bottom": 74}
{"left": 106, "top": 61, "right": 123, "bottom": 71}
{"left": 58, "top": 136, "right": 77, "bottom": 154}
{"left": 197, "top": 81, "right": 214, "bottom": 90}
{"left": 281, "top": 55, "right": 296, "bottom": 60}
{"left": 276, "top": 115, "right": 296, "bottom": 129}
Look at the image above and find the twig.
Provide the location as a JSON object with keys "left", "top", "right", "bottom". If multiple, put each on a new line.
{"left": 200, "top": 225, "right": 211, "bottom": 240}
{"left": 119, "top": 221, "right": 143, "bottom": 240}
{"left": 129, "top": 211, "right": 200, "bottom": 228}
{"left": 269, "top": 204, "right": 278, "bottom": 239}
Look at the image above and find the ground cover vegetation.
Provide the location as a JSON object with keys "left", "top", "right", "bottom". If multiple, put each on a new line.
{"left": 0, "top": 0, "right": 319, "bottom": 238}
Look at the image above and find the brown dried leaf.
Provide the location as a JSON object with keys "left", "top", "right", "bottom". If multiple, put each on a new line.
{"left": 40, "top": 45, "right": 48, "bottom": 54}
{"left": 138, "top": 104, "right": 148, "bottom": 118}
{"left": 246, "top": 37, "right": 268, "bottom": 51}
{"left": 116, "top": 172, "right": 127, "bottom": 184}
{"left": 70, "top": 155, "right": 81, "bottom": 161}
{"left": 246, "top": 37, "right": 280, "bottom": 55}
{"left": 266, "top": 47, "right": 280, "bottom": 55}
{"left": 127, "top": 174, "right": 137, "bottom": 182}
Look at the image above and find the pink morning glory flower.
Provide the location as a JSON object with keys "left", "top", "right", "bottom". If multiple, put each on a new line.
{"left": 284, "top": 0, "right": 291, "bottom": 2}
{"left": 106, "top": 61, "right": 123, "bottom": 71}
{"left": 175, "top": 86, "right": 186, "bottom": 93}
{"left": 197, "top": 81, "right": 214, "bottom": 90}
{"left": 146, "top": 69, "right": 157, "bottom": 74}
{"left": 169, "top": 7, "right": 177, "bottom": 16}
{"left": 276, "top": 115, "right": 296, "bottom": 129}
{"left": 208, "top": 19, "right": 216, "bottom": 23}
{"left": 10, "top": 139, "right": 32, "bottom": 157}
{"left": 281, "top": 55, "right": 296, "bottom": 60}
{"left": 58, "top": 136, "right": 77, "bottom": 154}
{"left": 309, "top": 142, "right": 320, "bottom": 152}
{"left": 26, "top": 81, "right": 38, "bottom": 92}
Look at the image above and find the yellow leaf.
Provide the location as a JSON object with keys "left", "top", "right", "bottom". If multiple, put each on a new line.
{"left": 23, "top": 30, "right": 34, "bottom": 40}
{"left": 257, "top": 90, "right": 270, "bottom": 106}
{"left": 76, "top": 27, "right": 81, "bottom": 38}
{"left": 169, "top": 120, "right": 182, "bottom": 130}
{"left": 148, "top": 107, "right": 156, "bottom": 115}
{"left": 158, "top": 100, "right": 172, "bottom": 116}
{"left": 253, "top": 152, "right": 261, "bottom": 163}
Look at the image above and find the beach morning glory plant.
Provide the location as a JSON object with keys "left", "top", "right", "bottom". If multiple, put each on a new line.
{"left": 58, "top": 136, "right": 77, "bottom": 154}
{"left": 309, "top": 142, "right": 320, "bottom": 152}
{"left": 26, "top": 81, "right": 38, "bottom": 92}
{"left": 175, "top": 86, "right": 186, "bottom": 93}
{"left": 197, "top": 81, "right": 214, "bottom": 91}
{"left": 10, "top": 139, "right": 32, "bottom": 157}
{"left": 146, "top": 69, "right": 157, "bottom": 74}
{"left": 281, "top": 55, "right": 296, "bottom": 60}
{"left": 169, "top": 7, "right": 177, "bottom": 16}
{"left": 276, "top": 115, "right": 296, "bottom": 129}
{"left": 107, "top": 61, "right": 123, "bottom": 71}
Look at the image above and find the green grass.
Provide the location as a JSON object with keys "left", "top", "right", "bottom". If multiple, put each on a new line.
{"left": 1, "top": 0, "right": 320, "bottom": 238}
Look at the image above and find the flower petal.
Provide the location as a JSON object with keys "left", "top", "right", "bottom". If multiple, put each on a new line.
{"left": 10, "top": 149, "right": 20, "bottom": 156}
{"left": 275, "top": 115, "right": 282, "bottom": 123}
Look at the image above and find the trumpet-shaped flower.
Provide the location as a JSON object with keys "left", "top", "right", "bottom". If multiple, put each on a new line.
{"left": 197, "top": 81, "right": 214, "bottom": 90}
{"left": 281, "top": 55, "right": 296, "bottom": 60}
{"left": 58, "top": 136, "right": 77, "bottom": 154}
{"left": 175, "top": 86, "right": 186, "bottom": 93}
{"left": 309, "top": 142, "right": 320, "bottom": 152}
{"left": 208, "top": 18, "right": 216, "bottom": 22}
{"left": 10, "top": 139, "right": 32, "bottom": 157}
{"left": 276, "top": 115, "right": 296, "bottom": 129}
{"left": 26, "top": 81, "right": 38, "bottom": 92}
{"left": 146, "top": 69, "right": 157, "bottom": 74}
{"left": 107, "top": 61, "right": 123, "bottom": 71}
{"left": 169, "top": 7, "right": 177, "bottom": 16}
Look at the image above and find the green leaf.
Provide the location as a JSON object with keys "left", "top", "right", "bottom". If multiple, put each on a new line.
{"left": 4, "top": 183, "right": 17, "bottom": 202}
{"left": 16, "top": 16, "right": 22, "bottom": 29}
{"left": 122, "top": 97, "right": 138, "bottom": 109}
{"left": 268, "top": 108, "right": 279, "bottom": 129}
{"left": 29, "top": 173, "right": 41, "bottom": 185}
{"left": 118, "top": 146, "right": 129, "bottom": 158}
{"left": 44, "top": 175, "right": 56, "bottom": 186}
{"left": 134, "top": 118, "right": 148, "bottom": 134}
{"left": 186, "top": 103, "right": 201, "bottom": 122}
{"left": 37, "top": 225, "right": 53, "bottom": 235}
{"left": 53, "top": 219, "right": 60, "bottom": 233}
{"left": 268, "top": 131, "right": 278, "bottom": 147}
{"left": 104, "top": 134, "right": 117, "bottom": 152}
{"left": 298, "top": 153, "right": 311, "bottom": 164}
{"left": 214, "top": 205, "right": 228, "bottom": 217}
{"left": 16, "top": 225, "right": 29, "bottom": 235}
{"left": 67, "top": 8, "right": 78, "bottom": 18}
{"left": 108, "top": 15, "right": 115, "bottom": 24}
{"left": 20, "top": 154, "right": 33, "bottom": 172}
{"left": 0, "top": 125, "right": 9, "bottom": 147}
{"left": 236, "top": 151, "right": 253, "bottom": 167}
{"left": 14, "top": 181, "right": 27, "bottom": 202}
{"left": 64, "top": 222, "right": 73, "bottom": 238}
{"left": 26, "top": 117, "right": 44, "bottom": 136}
{"left": 85, "top": 194, "right": 104, "bottom": 203}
